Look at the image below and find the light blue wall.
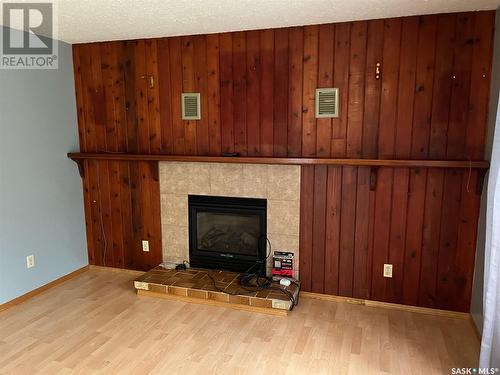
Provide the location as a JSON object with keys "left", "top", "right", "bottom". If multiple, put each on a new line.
{"left": 0, "top": 27, "right": 88, "bottom": 304}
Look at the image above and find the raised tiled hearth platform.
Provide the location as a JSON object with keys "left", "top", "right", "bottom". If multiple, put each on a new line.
{"left": 134, "top": 266, "right": 300, "bottom": 315}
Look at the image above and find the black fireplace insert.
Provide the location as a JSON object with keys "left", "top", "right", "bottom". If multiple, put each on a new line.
{"left": 188, "top": 195, "right": 267, "bottom": 274}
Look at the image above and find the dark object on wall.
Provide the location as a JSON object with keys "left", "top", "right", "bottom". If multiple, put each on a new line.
{"left": 188, "top": 195, "right": 267, "bottom": 274}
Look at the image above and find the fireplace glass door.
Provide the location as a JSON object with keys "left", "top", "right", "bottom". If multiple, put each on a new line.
{"left": 188, "top": 195, "right": 267, "bottom": 274}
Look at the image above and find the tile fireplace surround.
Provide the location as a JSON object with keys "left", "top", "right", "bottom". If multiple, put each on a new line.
{"left": 159, "top": 162, "right": 301, "bottom": 278}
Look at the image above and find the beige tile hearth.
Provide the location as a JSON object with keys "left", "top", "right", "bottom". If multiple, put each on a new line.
{"left": 134, "top": 266, "right": 300, "bottom": 312}
{"left": 159, "top": 162, "right": 301, "bottom": 277}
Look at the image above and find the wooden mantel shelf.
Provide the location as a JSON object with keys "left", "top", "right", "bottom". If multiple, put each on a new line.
{"left": 68, "top": 152, "right": 489, "bottom": 169}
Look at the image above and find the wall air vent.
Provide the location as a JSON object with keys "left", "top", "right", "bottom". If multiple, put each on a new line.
{"left": 181, "top": 93, "right": 201, "bottom": 120}
{"left": 315, "top": 88, "right": 339, "bottom": 118}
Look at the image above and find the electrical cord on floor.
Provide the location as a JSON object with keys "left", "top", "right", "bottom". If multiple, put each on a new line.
{"left": 202, "top": 238, "right": 300, "bottom": 308}
{"left": 205, "top": 244, "right": 272, "bottom": 297}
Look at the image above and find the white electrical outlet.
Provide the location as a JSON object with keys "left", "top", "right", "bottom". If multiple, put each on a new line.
{"left": 383, "top": 263, "right": 393, "bottom": 278}
{"left": 134, "top": 281, "right": 149, "bottom": 290}
{"left": 142, "top": 240, "right": 149, "bottom": 252}
{"left": 26, "top": 255, "right": 35, "bottom": 269}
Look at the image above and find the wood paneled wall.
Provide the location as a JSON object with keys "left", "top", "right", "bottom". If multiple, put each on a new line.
{"left": 72, "top": 11, "right": 495, "bottom": 311}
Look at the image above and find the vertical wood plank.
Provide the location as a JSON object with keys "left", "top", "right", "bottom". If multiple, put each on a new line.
{"left": 146, "top": 162, "right": 163, "bottom": 269}
{"left": 101, "top": 42, "right": 124, "bottom": 267}
{"left": 436, "top": 169, "right": 463, "bottom": 309}
{"left": 232, "top": 32, "right": 247, "bottom": 155}
{"left": 428, "top": 14, "right": 456, "bottom": 159}
{"left": 81, "top": 162, "right": 95, "bottom": 265}
{"left": 121, "top": 41, "right": 142, "bottom": 268}
{"left": 273, "top": 28, "right": 289, "bottom": 157}
{"left": 134, "top": 40, "right": 151, "bottom": 154}
{"left": 301, "top": 25, "right": 318, "bottom": 157}
{"left": 299, "top": 166, "right": 315, "bottom": 291}
{"left": 410, "top": 15, "right": 437, "bottom": 160}
{"left": 362, "top": 20, "right": 384, "bottom": 159}
{"left": 419, "top": 167, "right": 444, "bottom": 307}
{"left": 455, "top": 171, "right": 480, "bottom": 311}
{"left": 453, "top": 13, "right": 494, "bottom": 310}
{"left": 122, "top": 41, "right": 138, "bottom": 153}
{"left": 379, "top": 18, "right": 403, "bottom": 302}
{"left": 72, "top": 46, "right": 96, "bottom": 265}
{"left": 79, "top": 44, "right": 97, "bottom": 152}
{"left": 316, "top": 24, "right": 334, "bottom": 158}
{"left": 402, "top": 167, "right": 427, "bottom": 306}
{"left": 260, "top": 30, "right": 274, "bottom": 156}
{"left": 128, "top": 161, "right": 144, "bottom": 270}
{"left": 311, "top": 166, "right": 327, "bottom": 293}
{"left": 387, "top": 167, "right": 409, "bottom": 303}
{"left": 110, "top": 42, "right": 128, "bottom": 153}
{"left": 87, "top": 160, "right": 104, "bottom": 265}
{"left": 435, "top": 13, "right": 475, "bottom": 310}
{"left": 107, "top": 160, "right": 124, "bottom": 267}
{"left": 246, "top": 30, "right": 261, "bottom": 156}
{"left": 137, "top": 41, "right": 158, "bottom": 270}
{"left": 402, "top": 16, "right": 438, "bottom": 306}
{"left": 169, "top": 38, "right": 185, "bottom": 155}
{"left": 98, "top": 43, "right": 118, "bottom": 152}
{"left": 206, "top": 34, "right": 221, "bottom": 155}
{"left": 97, "top": 161, "right": 113, "bottom": 267}
{"left": 324, "top": 166, "right": 341, "bottom": 295}
{"left": 181, "top": 37, "right": 197, "bottom": 155}
{"left": 346, "top": 21, "right": 367, "bottom": 158}
{"left": 466, "top": 12, "right": 494, "bottom": 159}
{"left": 89, "top": 44, "right": 107, "bottom": 151}
{"left": 287, "top": 27, "right": 304, "bottom": 157}
{"left": 377, "top": 19, "right": 401, "bottom": 159}
{"left": 140, "top": 163, "right": 154, "bottom": 268}
{"left": 419, "top": 14, "right": 455, "bottom": 307}
{"left": 390, "top": 18, "right": 418, "bottom": 302}
{"left": 157, "top": 38, "right": 174, "bottom": 154}
{"left": 339, "top": 166, "right": 357, "bottom": 296}
{"left": 370, "top": 167, "right": 393, "bottom": 301}
{"left": 90, "top": 44, "right": 115, "bottom": 268}
{"left": 220, "top": 33, "right": 234, "bottom": 154}
{"left": 145, "top": 39, "right": 162, "bottom": 154}
{"left": 446, "top": 13, "right": 474, "bottom": 160}
{"left": 331, "top": 23, "right": 351, "bottom": 157}
{"left": 72, "top": 46, "right": 87, "bottom": 151}
{"left": 193, "top": 35, "right": 210, "bottom": 156}
{"left": 353, "top": 166, "right": 371, "bottom": 299}
{"left": 119, "top": 162, "right": 133, "bottom": 269}
{"left": 394, "top": 18, "right": 418, "bottom": 159}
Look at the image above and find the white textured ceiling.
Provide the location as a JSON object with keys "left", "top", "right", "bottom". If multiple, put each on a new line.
{"left": 7, "top": 0, "right": 500, "bottom": 43}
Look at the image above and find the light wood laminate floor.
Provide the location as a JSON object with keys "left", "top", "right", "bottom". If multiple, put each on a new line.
{"left": 0, "top": 268, "right": 479, "bottom": 374}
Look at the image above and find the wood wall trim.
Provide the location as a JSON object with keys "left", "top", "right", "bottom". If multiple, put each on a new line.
{"left": 0, "top": 266, "right": 89, "bottom": 313}
{"left": 300, "top": 291, "right": 471, "bottom": 320}
{"left": 68, "top": 153, "right": 490, "bottom": 169}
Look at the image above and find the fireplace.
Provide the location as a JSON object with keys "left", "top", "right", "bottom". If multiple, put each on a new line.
{"left": 188, "top": 195, "right": 267, "bottom": 274}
